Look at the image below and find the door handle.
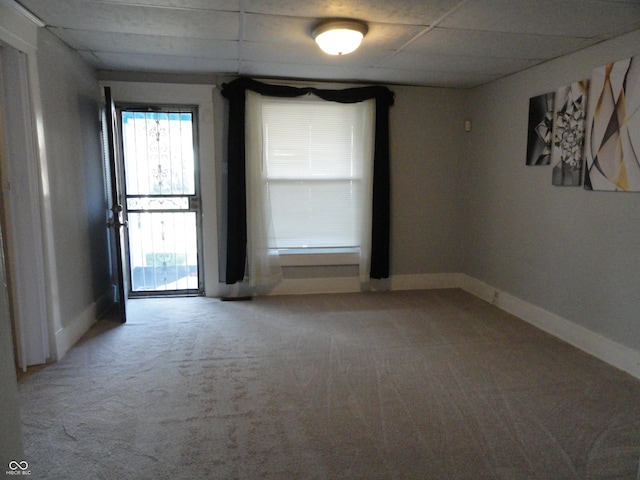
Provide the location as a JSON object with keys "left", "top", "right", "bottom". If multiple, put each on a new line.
{"left": 107, "top": 217, "right": 128, "bottom": 229}
{"left": 107, "top": 205, "right": 128, "bottom": 229}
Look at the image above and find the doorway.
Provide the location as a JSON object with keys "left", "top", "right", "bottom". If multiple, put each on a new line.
{"left": 118, "top": 106, "right": 204, "bottom": 296}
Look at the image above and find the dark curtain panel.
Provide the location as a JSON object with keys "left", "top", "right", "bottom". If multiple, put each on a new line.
{"left": 221, "top": 78, "right": 394, "bottom": 284}
{"left": 221, "top": 83, "right": 248, "bottom": 284}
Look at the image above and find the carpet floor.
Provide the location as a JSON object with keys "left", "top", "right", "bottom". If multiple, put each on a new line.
{"left": 18, "top": 289, "right": 640, "bottom": 479}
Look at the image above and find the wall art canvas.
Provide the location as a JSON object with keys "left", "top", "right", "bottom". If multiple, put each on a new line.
{"left": 584, "top": 56, "right": 640, "bottom": 191}
{"left": 551, "top": 80, "right": 589, "bottom": 186}
{"left": 526, "top": 92, "right": 555, "bottom": 165}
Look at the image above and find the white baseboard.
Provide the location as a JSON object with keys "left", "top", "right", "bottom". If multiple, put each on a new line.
{"left": 53, "top": 290, "right": 111, "bottom": 361}
{"left": 265, "top": 272, "right": 462, "bottom": 296}
{"left": 389, "top": 273, "right": 464, "bottom": 291}
{"left": 459, "top": 275, "right": 640, "bottom": 381}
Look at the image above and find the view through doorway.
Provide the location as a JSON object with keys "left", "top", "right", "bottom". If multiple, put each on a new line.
{"left": 119, "top": 106, "right": 203, "bottom": 296}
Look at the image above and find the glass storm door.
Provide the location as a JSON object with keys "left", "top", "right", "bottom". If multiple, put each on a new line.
{"left": 119, "top": 107, "right": 203, "bottom": 295}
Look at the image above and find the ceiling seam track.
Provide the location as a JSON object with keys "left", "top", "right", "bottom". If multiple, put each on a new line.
{"left": 8, "top": 0, "right": 45, "bottom": 26}
{"left": 373, "top": 0, "right": 473, "bottom": 69}
{"left": 93, "top": 0, "right": 236, "bottom": 13}
{"left": 238, "top": 0, "right": 246, "bottom": 75}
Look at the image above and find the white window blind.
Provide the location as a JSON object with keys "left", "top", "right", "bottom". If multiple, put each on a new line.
{"left": 261, "top": 97, "right": 370, "bottom": 250}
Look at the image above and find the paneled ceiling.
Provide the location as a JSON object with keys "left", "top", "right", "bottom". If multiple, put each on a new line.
{"left": 11, "top": 0, "right": 640, "bottom": 88}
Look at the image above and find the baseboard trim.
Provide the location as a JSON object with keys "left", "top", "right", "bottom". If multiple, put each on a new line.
{"left": 389, "top": 273, "right": 464, "bottom": 291}
{"left": 459, "top": 275, "right": 640, "bottom": 381}
{"left": 266, "top": 272, "right": 462, "bottom": 296}
{"left": 53, "top": 290, "right": 111, "bottom": 361}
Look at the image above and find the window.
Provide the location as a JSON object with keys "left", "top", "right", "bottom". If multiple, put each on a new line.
{"left": 260, "top": 96, "right": 372, "bottom": 257}
{"left": 221, "top": 78, "right": 393, "bottom": 285}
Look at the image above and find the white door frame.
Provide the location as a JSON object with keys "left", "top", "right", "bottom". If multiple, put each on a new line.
{"left": 0, "top": 1, "right": 61, "bottom": 367}
{"left": 0, "top": 43, "right": 49, "bottom": 368}
{"left": 103, "top": 81, "right": 221, "bottom": 297}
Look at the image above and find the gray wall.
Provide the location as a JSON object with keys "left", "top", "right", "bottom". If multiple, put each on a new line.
{"left": 463, "top": 29, "right": 640, "bottom": 351}
{"left": 36, "top": 29, "right": 111, "bottom": 328}
{"left": 390, "top": 85, "right": 466, "bottom": 275}
{"left": 121, "top": 77, "right": 467, "bottom": 287}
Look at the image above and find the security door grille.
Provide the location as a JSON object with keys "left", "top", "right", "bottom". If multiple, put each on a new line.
{"left": 120, "top": 107, "right": 203, "bottom": 295}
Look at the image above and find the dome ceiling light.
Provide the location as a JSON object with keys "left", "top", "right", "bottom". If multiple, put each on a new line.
{"left": 311, "top": 19, "right": 368, "bottom": 56}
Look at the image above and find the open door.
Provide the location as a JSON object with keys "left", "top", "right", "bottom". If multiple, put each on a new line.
{"left": 103, "top": 86, "right": 128, "bottom": 323}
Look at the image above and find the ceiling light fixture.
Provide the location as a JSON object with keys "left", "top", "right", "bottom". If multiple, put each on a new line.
{"left": 312, "top": 19, "right": 368, "bottom": 56}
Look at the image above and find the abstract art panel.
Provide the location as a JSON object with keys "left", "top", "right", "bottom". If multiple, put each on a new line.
{"left": 551, "top": 80, "right": 589, "bottom": 186}
{"left": 526, "top": 92, "right": 555, "bottom": 165}
{"left": 585, "top": 56, "right": 640, "bottom": 191}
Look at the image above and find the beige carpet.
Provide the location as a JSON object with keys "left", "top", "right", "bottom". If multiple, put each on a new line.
{"left": 18, "top": 289, "right": 640, "bottom": 479}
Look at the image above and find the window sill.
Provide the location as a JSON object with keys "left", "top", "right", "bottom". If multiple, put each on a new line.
{"left": 276, "top": 248, "right": 359, "bottom": 267}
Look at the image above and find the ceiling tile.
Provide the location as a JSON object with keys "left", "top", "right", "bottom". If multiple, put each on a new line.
{"left": 440, "top": 0, "right": 640, "bottom": 37}
{"left": 242, "top": 14, "right": 313, "bottom": 43}
{"left": 405, "top": 27, "right": 593, "bottom": 60}
{"left": 94, "top": 51, "right": 239, "bottom": 73}
{"left": 242, "top": 13, "right": 423, "bottom": 50}
{"left": 243, "top": 0, "right": 463, "bottom": 25}
{"left": 76, "top": 50, "right": 102, "bottom": 66}
{"left": 239, "top": 61, "right": 371, "bottom": 83}
{"left": 19, "top": 0, "right": 239, "bottom": 39}
{"left": 363, "top": 67, "right": 500, "bottom": 88}
{"left": 363, "top": 24, "right": 429, "bottom": 49}
{"left": 242, "top": 40, "right": 390, "bottom": 67}
{"left": 241, "top": 40, "right": 326, "bottom": 64}
{"left": 91, "top": 0, "right": 239, "bottom": 9}
{"left": 383, "top": 51, "right": 540, "bottom": 76}
{"left": 51, "top": 28, "right": 239, "bottom": 58}
{"left": 13, "top": 0, "right": 640, "bottom": 88}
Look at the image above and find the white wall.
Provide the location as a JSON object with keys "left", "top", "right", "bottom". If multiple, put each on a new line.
{"left": 463, "top": 29, "right": 640, "bottom": 353}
